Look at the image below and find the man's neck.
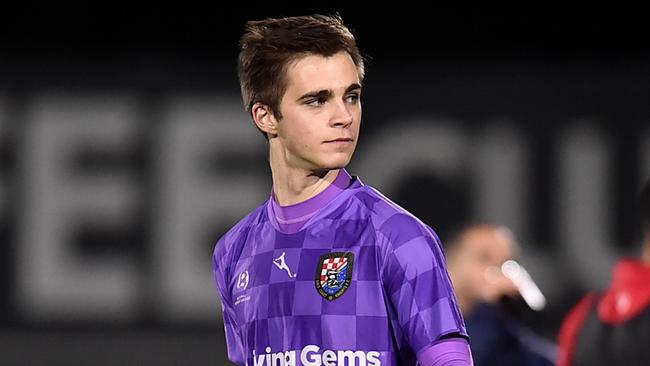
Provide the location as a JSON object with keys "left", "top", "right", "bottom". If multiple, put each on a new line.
{"left": 269, "top": 151, "right": 340, "bottom": 206}
{"left": 272, "top": 168, "right": 340, "bottom": 206}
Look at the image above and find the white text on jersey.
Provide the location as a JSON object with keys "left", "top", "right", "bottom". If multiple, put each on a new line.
{"left": 251, "top": 345, "right": 381, "bottom": 366}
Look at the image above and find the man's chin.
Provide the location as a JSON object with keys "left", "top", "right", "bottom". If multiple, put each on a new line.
{"left": 307, "top": 153, "right": 355, "bottom": 172}
{"left": 320, "top": 161, "right": 351, "bottom": 171}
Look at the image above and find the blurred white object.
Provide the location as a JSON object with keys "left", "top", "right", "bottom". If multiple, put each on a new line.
{"left": 501, "top": 260, "right": 547, "bottom": 311}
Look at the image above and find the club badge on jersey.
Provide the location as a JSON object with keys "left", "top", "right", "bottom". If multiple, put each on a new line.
{"left": 315, "top": 252, "right": 354, "bottom": 301}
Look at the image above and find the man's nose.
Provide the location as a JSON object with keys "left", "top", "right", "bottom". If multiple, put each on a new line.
{"left": 330, "top": 101, "right": 353, "bottom": 127}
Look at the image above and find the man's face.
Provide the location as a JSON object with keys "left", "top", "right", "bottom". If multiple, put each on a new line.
{"left": 274, "top": 51, "right": 362, "bottom": 171}
{"left": 457, "top": 227, "right": 519, "bottom": 304}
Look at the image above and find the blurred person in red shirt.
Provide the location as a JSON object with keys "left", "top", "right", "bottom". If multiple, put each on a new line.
{"left": 557, "top": 180, "right": 650, "bottom": 366}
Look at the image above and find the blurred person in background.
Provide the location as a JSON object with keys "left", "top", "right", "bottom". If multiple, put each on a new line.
{"left": 557, "top": 180, "right": 650, "bottom": 366}
{"left": 446, "top": 223, "right": 556, "bottom": 366}
{"left": 212, "top": 14, "right": 473, "bottom": 366}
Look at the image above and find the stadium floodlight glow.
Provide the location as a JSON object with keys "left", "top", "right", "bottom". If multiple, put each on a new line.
{"left": 501, "top": 260, "right": 547, "bottom": 311}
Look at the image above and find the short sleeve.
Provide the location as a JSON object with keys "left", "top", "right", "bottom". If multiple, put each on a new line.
{"left": 213, "top": 244, "right": 246, "bottom": 365}
{"left": 379, "top": 214, "right": 468, "bottom": 355}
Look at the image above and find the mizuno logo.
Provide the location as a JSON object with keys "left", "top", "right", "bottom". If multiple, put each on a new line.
{"left": 273, "top": 252, "right": 297, "bottom": 278}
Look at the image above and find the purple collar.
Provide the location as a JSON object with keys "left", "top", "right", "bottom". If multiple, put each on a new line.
{"left": 271, "top": 169, "right": 352, "bottom": 232}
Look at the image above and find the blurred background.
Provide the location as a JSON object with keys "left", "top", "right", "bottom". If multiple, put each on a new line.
{"left": 1, "top": 4, "right": 649, "bottom": 365}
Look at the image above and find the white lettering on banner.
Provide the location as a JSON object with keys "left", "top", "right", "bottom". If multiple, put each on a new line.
{"left": 557, "top": 123, "right": 620, "bottom": 289}
{"left": 354, "top": 119, "right": 530, "bottom": 239}
{"left": 352, "top": 119, "right": 467, "bottom": 196}
{"left": 472, "top": 122, "right": 528, "bottom": 240}
{"left": 16, "top": 94, "right": 140, "bottom": 320}
{"left": 152, "top": 95, "right": 267, "bottom": 320}
{"left": 6, "top": 94, "right": 643, "bottom": 321}
{"left": 471, "top": 122, "right": 558, "bottom": 300}
{"left": 254, "top": 345, "right": 381, "bottom": 366}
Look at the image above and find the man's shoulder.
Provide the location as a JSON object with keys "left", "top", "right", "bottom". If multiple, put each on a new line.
{"left": 352, "top": 184, "right": 435, "bottom": 239}
{"left": 213, "top": 201, "right": 268, "bottom": 261}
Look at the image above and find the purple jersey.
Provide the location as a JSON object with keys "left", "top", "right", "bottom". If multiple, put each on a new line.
{"left": 213, "top": 174, "right": 467, "bottom": 366}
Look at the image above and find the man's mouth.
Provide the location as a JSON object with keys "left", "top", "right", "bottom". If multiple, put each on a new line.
{"left": 325, "top": 138, "right": 353, "bottom": 144}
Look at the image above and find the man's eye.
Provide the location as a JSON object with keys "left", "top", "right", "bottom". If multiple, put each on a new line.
{"left": 306, "top": 98, "right": 326, "bottom": 106}
{"left": 346, "top": 94, "right": 360, "bottom": 103}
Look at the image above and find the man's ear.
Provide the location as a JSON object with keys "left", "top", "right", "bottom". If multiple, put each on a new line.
{"left": 252, "top": 103, "right": 279, "bottom": 137}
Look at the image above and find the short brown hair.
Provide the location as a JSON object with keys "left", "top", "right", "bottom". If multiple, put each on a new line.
{"left": 237, "top": 14, "right": 365, "bottom": 123}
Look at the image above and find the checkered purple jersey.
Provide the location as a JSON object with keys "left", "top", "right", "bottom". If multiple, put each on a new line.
{"left": 213, "top": 175, "right": 468, "bottom": 366}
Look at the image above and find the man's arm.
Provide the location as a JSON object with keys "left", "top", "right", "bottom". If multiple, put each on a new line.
{"left": 378, "top": 213, "right": 471, "bottom": 362}
{"left": 418, "top": 339, "right": 473, "bottom": 366}
{"left": 213, "top": 240, "right": 247, "bottom": 366}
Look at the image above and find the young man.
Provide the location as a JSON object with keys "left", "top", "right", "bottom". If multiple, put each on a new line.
{"left": 213, "top": 14, "right": 472, "bottom": 366}
{"left": 557, "top": 180, "right": 650, "bottom": 366}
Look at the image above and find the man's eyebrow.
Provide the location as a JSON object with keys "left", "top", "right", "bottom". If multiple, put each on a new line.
{"left": 296, "top": 83, "right": 362, "bottom": 102}
{"left": 346, "top": 83, "right": 362, "bottom": 93}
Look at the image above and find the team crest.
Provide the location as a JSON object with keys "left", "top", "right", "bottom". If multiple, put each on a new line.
{"left": 315, "top": 252, "right": 354, "bottom": 301}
